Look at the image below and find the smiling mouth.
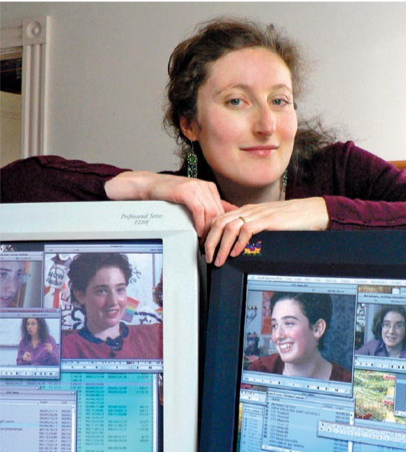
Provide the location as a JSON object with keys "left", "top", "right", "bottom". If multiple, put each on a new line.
{"left": 241, "top": 145, "right": 279, "bottom": 156}
{"left": 104, "top": 308, "right": 120, "bottom": 317}
{"left": 278, "top": 342, "right": 293, "bottom": 352}
{"left": 0, "top": 296, "right": 13, "bottom": 306}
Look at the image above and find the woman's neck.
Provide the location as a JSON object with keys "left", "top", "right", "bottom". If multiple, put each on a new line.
{"left": 30, "top": 335, "right": 40, "bottom": 347}
{"left": 215, "top": 174, "right": 285, "bottom": 206}
{"left": 283, "top": 352, "right": 332, "bottom": 380}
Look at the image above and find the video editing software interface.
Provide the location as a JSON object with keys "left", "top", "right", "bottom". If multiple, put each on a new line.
{"left": 238, "top": 275, "right": 406, "bottom": 452}
{"left": 0, "top": 240, "right": 163, "bottom": 452}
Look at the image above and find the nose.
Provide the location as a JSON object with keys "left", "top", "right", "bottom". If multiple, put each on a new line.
{"left": 272, "top": 325, "right": 285, "bottom": 342}
{"left": 106, "top": 291, "right": 118, "bottom": 306}
{"left": 253, "top": 103, "right": 276, "bottom": 137}
{"left": 5, "top": 276, "right": 17, "bottom": 294}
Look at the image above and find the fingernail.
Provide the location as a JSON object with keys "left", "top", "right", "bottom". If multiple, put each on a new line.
{"left": 214, "top": 256, "right": 221, "bottom": 267}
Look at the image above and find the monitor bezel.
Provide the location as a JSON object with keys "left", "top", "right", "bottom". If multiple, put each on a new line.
{"left": 0, "top": 200, "right": 200, "bottom": 452}
{"left": 200, "top": 230, "right": 406, "bottom": 452}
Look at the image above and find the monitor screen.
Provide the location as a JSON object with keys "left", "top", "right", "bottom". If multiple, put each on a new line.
{"left": 0, "top": 201, "right": 200, "bottom": 452}
{"left": 200, "top": 231, "right": 406, "bottom": 452}
{"left": 0, "top": 308, "right": 61, "bottom": 378}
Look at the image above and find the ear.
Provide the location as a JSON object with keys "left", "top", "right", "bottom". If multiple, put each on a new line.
{"left": 313, "top": 319, "right": 327, "bottom": 339}
{"left": 180, "top": 116, "right": 200, "bottom": 142}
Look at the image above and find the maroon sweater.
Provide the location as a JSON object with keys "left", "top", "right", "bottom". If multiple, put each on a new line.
{"left": 0, "top": 156, "right": 127, "bottom": 203}
{"left": 62, "top": 322, "right": 163, "bottom": 360}
{"left": 1, "top": 141, "right": 406, "bottom": 230}
{"left": 249, "top": 353, "right": 352, "bottom": 383}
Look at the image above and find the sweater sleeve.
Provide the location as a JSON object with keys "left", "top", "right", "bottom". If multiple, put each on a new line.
{"left": 16, "top": 340, "right": 26, "bottom": 365}
{"left": 44, "top": 336, "right": 60, "bottom": 365}
{"left": 324, "top": 197, "right": 406, "bottom": 230}
{"left": 1, "top": 155, "right": 130, "bottom": 203}
{"left": 326, "top": 143, "right": 406, "bottom": 230}
{"left": 290, "top": 142, "right": 406, "bottom": 230}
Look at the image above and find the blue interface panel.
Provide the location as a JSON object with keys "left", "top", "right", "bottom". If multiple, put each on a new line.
{"left": 237, "top": 275, "right": 406, "bottom": 452}
{"left": 1, "top": 240, "right": 163, "bottom": 452}
{"left": 0, "top": 387, "right": 76, "bottom": 452}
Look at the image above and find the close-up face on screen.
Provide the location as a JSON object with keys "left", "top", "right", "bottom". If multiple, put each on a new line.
{"left": 42, "top": 247, "right": 163, "bottom": 370}
{"left": 236, "top": 275, "right": 406, "bottom": 452}
{"left": 0, "top": 241, "right": 164, "bottom": 452}
{"left": 0, "top": 257, "right": 42, "bottom": 309}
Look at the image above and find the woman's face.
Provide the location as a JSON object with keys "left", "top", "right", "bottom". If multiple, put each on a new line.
{"left": 75, "top": 266, "right": 128, "bottom": 333}
{"left": 271, "top": 299, "right": 322, "bottom": 366}
{"left": 0, "top": 261, "right": 25, "bottom": 307}
{"left": 183, "top": 47, "right": 297, "bottom": 191}
{"left": 381, "top": 311, "right": 406, "bottom": 351}
{"left": 26, "top": 318, "right": 39, "bottom": 338}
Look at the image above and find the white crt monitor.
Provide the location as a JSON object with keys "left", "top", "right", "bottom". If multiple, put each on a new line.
{"left": 0, "top": 201, "right": 199, "bottom": 452}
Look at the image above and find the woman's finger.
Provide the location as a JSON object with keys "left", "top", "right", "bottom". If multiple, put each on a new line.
{"left": 206, "top": 198, "right": 330, "bottom": 266}
{"left": 179, "top": 181, "right": 225, "bottom": 238}
{"left": 212, "top": 217, "right": 250, "bottom": 266}
{"left": 205, "top": 212, "right": 248, "bottom": 263}
{"left": 221, "top": 200, "right": 238, "bottom": 212}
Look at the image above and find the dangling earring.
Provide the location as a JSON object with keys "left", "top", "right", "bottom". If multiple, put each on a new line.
{"left": 187, "top": 141, "right": 198, "bottom": 179}
{"left": 282, "top": 170, "right": 288, "bottom": 192}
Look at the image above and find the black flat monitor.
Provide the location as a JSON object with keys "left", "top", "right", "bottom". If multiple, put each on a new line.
{"left": 201, "top": 231, "right": 406, "bottom": 452}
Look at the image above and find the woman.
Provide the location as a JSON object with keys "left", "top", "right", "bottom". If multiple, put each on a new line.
{"left": 16, "top": 318, "right": 59, "bottom": 365}
{"left": 107, "top": 18, "right": 406, "bottom": 268}
{"left": 2, "top": 18, "right": 406, "bottom": 266}
{"left": 249, "top": 292, "right": 352, "bottom": 382}
{"left": 61, "top": 252, "right": 162, "bottom": 360}
{"left": 356, "top": 305, "right": 406, "bottom": 358}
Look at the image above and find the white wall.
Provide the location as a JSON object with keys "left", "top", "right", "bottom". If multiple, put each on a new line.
{"left": 1, "top": 2, "right": 405, "bottom": 171}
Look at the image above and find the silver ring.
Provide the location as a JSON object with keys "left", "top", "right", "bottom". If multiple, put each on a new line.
{"left": 239, "top": 216, "right": 247, "bottom": 224}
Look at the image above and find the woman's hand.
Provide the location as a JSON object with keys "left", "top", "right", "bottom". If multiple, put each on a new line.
{"left": 22, "top": 352, "right": 32, "bottom": 362}
{"left": 45, "top": 343, "right": 53, "bottom": 354}
{"left": 205, "top": 197, "right": 330, "bottom": 267}
{"left": 105, "top": 171, "right": 234, "bottom": 240}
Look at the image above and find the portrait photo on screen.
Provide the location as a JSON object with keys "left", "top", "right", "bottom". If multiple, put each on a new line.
{"left": 356, "top": 303, "right": 406, "bottom": 359}
{"left": 0, "top": 315, "right": 60, "bottom": 367}
{"left": 42, "top": 252, "right": 163, "bottom": 360}
{"left": 0, "top": 258, "right": 43, "bottom": 309}
{"left": 246, "top": 291, "right": 356, "bottom": 383}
